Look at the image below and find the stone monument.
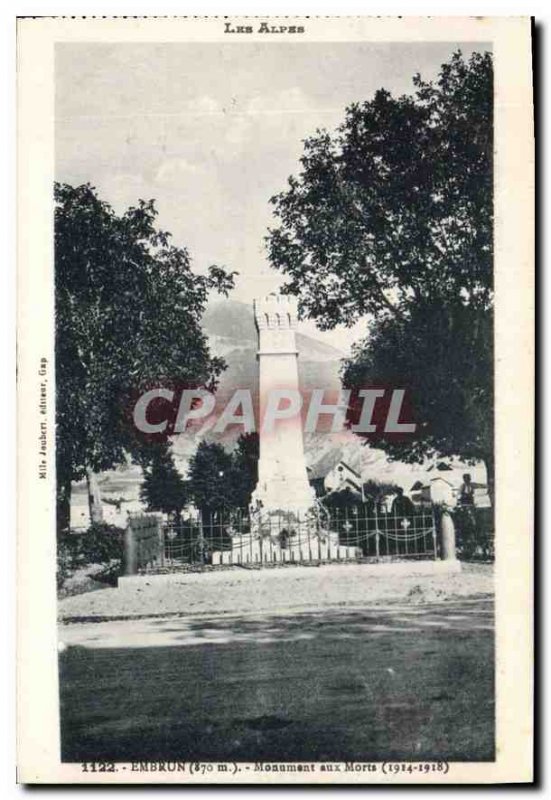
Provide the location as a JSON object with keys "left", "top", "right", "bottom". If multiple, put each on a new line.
{"left": 210, "top": 294, "right": 361, "bottom": 565}
{"left": 250, "top": 293, "right": 316, "bottom": 518}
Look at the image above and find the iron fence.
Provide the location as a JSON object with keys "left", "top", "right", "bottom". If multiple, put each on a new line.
{"left": 160, "top": 505, "right": 438, "bottom": 567}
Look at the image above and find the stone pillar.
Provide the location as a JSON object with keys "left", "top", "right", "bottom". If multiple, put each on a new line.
{"left": 123, "top": 522, "right": 138, "bottom": 576}
{"left": 440, "top": 509, "right": 457, "bottom": 561}
{"left": 250, "top": 294, "right": 316, "bottom": 519}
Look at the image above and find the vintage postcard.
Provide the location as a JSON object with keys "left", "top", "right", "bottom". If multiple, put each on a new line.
{"left": 17, "top": 16, "right": 534, "bottom": 784}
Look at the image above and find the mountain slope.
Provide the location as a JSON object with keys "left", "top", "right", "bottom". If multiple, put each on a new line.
{"left": 203, "top": 299, "right": 344, "bottom": 361}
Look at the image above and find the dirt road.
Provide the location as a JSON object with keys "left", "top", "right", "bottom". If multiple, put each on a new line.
{"left": 59, "top": 596, "right": 494, "bottom": 763}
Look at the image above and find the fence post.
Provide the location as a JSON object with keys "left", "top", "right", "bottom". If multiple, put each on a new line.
{"left": 440, "top": 508, "right": 457, "bottom": 561}
{"left": 158, "top": 516, "right": 165, "bottom": 568}
{"left": 123, "top": 518, "right": 137, "bottom": 576}
{"left": 197, "top": 511, "right": 205, "bottom": 565}
{"left": 373, "top": 505, "right": 380, "bottom": 560}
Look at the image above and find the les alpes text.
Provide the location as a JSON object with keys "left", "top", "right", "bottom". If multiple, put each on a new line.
{"left": 224, "top": 22, "right": 305, "bottom": 34}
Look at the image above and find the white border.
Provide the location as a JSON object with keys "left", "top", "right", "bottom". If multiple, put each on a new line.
{"left": 15, "top": 13, "right": 534, "bottom": 786}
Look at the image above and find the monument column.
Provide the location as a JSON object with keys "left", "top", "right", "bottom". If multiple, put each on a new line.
{"left": 251, "top": 294, "right": 316, "bottom": 518}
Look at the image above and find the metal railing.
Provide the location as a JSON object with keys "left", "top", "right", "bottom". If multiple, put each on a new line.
{"left": 159, "top": 504, "right": 438, "bottom": 568}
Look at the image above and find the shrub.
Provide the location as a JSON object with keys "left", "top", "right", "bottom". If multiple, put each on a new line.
{"left": 56, "top": 523, "right": 125, "bottom": 593}
{"left": 454, "top": 507, "right": 494, "bottom": 560}
{"left": 56, "top": 538, "right": 74, "bottom": 589}
{"left": 78, "top": 522, "right": 125, "bottom": 565}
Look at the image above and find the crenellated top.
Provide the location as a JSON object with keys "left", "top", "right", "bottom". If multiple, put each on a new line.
{"left": 254, "top": 294, "right": 298, "bottom": 331}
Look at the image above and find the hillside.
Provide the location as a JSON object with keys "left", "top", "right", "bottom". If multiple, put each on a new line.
{"left": 202, "top": 300, "right": 344, "bottom": 361}
{"left": 176, "top": 300, "right": 443, "bottom": 487}
{"left": 171, "top": 299, "right": 350, "bottom": 466}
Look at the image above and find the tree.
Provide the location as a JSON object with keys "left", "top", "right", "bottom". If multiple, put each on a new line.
{"left": 187, "top": 434, "right": 259, "bottom": 519}
{"left": 55, "top": 183, "right": 235, "bottom": 534}
{"left": 362, "top": 479, "right": 402, "bottom": 504}
{"left": 233, "top": 432, "right": 259, "bottom": 501}
{"left": 186, "top": 442, "right": 236, "bottom": 520}
{"left": 266, "top": 51, "right": 494, "bottom": 496}
{"left": 140, "top": 444, "right": 189, "bottom": 521}
{"left": 343, "top": 301, "right": 493, "bottom": 496}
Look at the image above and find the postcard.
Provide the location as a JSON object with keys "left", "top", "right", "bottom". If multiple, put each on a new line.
{"left": 17, "top": 15, "right": 534, "bottom": 783}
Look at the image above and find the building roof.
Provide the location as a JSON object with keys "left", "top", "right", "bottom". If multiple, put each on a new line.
{"left": 338, "top": 460, "right": 361, "bottom": 479}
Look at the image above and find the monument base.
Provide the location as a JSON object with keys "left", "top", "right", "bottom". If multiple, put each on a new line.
{"left": 250, "top": 475, "right": 318, "bottom": 523}
{"left": 211, "top": 530, "right": 361, "bottom": 566}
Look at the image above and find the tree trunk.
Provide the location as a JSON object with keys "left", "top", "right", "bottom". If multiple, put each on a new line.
{"left": 86, "top": 468, "right": 104, "bottom": 524}
{"left": 56, "top": 475, "right": 72, "bottom": 537}
{"left": 483, "top": 450, "right": 495, "bottom": 510}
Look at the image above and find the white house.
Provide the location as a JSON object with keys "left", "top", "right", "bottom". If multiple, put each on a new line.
{"left": 323, "top": 460, "right": 363, "bottom": 495}
{"left": 410, "top": 460, "right": 490, "bottom": 507}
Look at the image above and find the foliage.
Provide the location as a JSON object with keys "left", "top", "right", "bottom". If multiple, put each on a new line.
{"left": 56, "top": 522, "right": 125, "bottom": 589}
{"left": 362, "top": 479, "right": 402, "bottom": 501}
{"left": 267, "top": 51, "right": 493, "bottom": 327}
{"left": 343, "top": 301, "right": 493, "bottom": 468}
{"left": 56, "top": 539, "right": 74, "bottom": 590}
{"left": 266, "top": 51, "right": 494, "bottom": 491}
{"left": 322, "top": 487, "right": 364, "bottom": 510}
{"left": 454, "top": 506, "right": 494, "bottom": 561}
{"left": 233, "top": 432, "right": 259, "bottom": 496}
{"left": 140, "top": 444, "right": 189, "bottom": 520}
{"left": 187, "top": 442, "right": 234, "bottom": 515}
{"left": 322, "top": 480, "right": 400, "bottom": 512}
{"left": 187, "top": 434, "right": 259, "bottom": 515}
{"left": 55, "top": 183, "right": 235, "bottom": 533}
{"left": 76, "top": 522, "right": 125, "bottom": 565}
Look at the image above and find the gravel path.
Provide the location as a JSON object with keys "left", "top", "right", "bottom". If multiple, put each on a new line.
{"left": 58, "top": 562, "right": 493, "bottom": 622}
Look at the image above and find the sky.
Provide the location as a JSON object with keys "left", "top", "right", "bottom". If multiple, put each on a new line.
{"left": 56, "top": 41, "right": 487, "bottom": 352}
